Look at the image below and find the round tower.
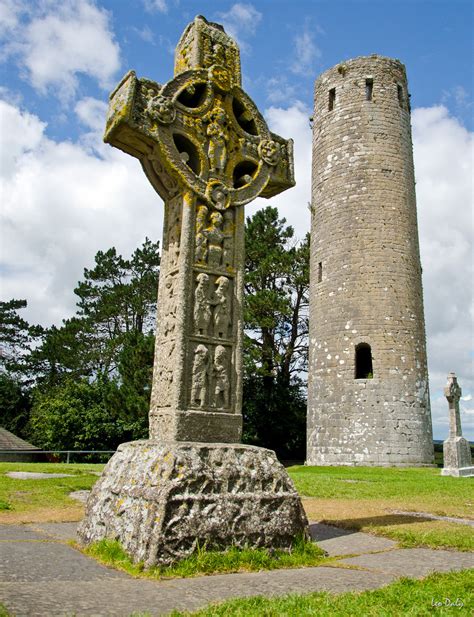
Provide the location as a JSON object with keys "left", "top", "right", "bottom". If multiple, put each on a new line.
{"left": 307, "top": 55, "right": 434, "bottom": 466}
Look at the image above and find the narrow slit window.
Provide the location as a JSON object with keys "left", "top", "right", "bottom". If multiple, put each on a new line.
{"left": 365, "top": 79, "right": 373, "bottom": 101}
{"left": 328, "top": 88, "right": 336, "bottom": 111}
{"left": 355, "top": 343, "right": 373, "bottom": 379}
{"left": 397, "top": 84, "right": 404, "bottom": 109}
{"left": 318, "top": 262, "right": 323, "bottom": 283}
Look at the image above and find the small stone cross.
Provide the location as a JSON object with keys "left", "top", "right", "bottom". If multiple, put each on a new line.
{"left": 103, "top": 15, "right": 295, "bottom": 442}
{"left": 444, "top": 372, "right": 462, "bottom": 439}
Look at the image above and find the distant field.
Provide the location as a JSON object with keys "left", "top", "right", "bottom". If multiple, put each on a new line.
{"left": 288, "top": 465, "right": 473, "bottom": 551}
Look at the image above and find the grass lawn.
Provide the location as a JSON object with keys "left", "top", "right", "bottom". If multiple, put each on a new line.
{"left": 288, "top": 465, "right": 474, "bottom": 551}
{"left": 0, "top": 462, "right": 103, "bottom": 523}
{"left": 168, "top": 569, "right": 474, "bottom": 616}
{"left": 1, "top": 462, "right": 472, "bottom": 551}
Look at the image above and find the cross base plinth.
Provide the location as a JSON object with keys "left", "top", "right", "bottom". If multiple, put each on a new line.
{"left": 441, "top": 436, "right": 474, "bottom": 477}
{"left": 149, "top": 409, "right": 242, "bottom": 443}
{"left": 78, "top": 441, "right": 309, "bottom": 567}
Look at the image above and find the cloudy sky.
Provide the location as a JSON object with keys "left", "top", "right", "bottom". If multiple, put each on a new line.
{"left": 0, "top": 0, "right": 472, "bottom": 439}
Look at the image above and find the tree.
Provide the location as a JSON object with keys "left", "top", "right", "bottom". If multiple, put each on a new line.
{"left": 105, "top": 331, "right": 155, "bottom": 440}
{"left": 32, "top": 238, "right": 160, "bottom": 385}
{"left": 242, "top": 207, "right": 309, "bottom": 459}
{"left": 27, "top": 379, "right": 123, "bottom": 458}
{"left": 0, "top": 299, "right": 36, "bottom": 375}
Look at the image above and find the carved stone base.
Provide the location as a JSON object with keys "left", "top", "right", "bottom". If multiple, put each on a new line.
{"left": 441, "top": 466, "right": 474, "bottom": 477}
{"left": 77, "top": 441, "right": 309, "bottom": 567}
{"left": 149, "top": 410, "right": 242, "bottom": 442}
{"left": 442, "top": 436, "right": 473, "bottom": 470}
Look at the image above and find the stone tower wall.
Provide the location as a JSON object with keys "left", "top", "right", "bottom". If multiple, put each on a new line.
{"left": 307, "top": 56, "right": 434, "bottom": 466}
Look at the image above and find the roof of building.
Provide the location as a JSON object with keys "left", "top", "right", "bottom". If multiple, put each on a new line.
{"left": 0, "top": 427, "right": 39, "bottom": 451}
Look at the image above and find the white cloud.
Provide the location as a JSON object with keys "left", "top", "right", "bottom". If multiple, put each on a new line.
{"left": 75, "top": 97, "right": 109, "bottom": 132}
{"left": 133, "top": 25, "right": 155, "bottom": 44}
{"left": 258, "top": 102, "right": 473, "bottom": 441}
{"left": 216, "top": 3, "right": 262, "bottom": 49}
{"left": 1, "top": 0, "right": 120, "bottom": 101}
{"left": 258, "top": 101, "right": 312, "bottom": 241}
{"left": 0, "top": 0, "right": 23, "bottom": 37}
{"left": 0, "top": 99, "right": 161, "bottom": 327}
{"left": 143, "top": 0, "right": 168, "bottom": 13}
{"left": 291, "top": 27, "right": 321, "bottom": 75}
{"left": 412, "top": 105, "right": 473, "bottom": 439}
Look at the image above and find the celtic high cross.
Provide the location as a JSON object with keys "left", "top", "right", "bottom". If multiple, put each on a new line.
{"left": 104, "top": 15, "right": 295, "bottom": 442}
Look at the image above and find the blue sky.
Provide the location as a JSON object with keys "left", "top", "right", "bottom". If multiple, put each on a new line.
{"left": 0, "top": 0, "right": 473, "bottom": 440}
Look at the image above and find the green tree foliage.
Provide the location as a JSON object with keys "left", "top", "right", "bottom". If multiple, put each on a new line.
{"left": 0, "top": 299, "right": 37, "bottom": 375}
{"left": 0, "top": 373, "right": 31, "bottom": 436}
{"left": 32, "top": 238, "right": 160, "bottom": 385}
{"left": 242, "top": 207, "right": 309, "bottom": 459}
{"left": 105, "top": 331, "right": 155, "bottom": 441}
{"left": 28, "top": 379, "right": 123, "bottom": 457}
{"left": 25, "top": 239, "right": 160, "bottom": 450}
{"left": 0, "top": 300, "right": 39, "bottom": 436}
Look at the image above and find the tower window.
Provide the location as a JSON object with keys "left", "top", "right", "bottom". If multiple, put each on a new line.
{"left": 328, "top": 88, "right": 336, "bottom": 111}
{"left": 365, "top": 79, "right": 373, "bottom": 101}
{"left": 355, "top": 343, "right": 373, "bottom": 379}
{"left": 318, "top": 262, "right": 323, "bottom": 283}
{"left": 397, "top": 84, "right": 404, "bottom": 109}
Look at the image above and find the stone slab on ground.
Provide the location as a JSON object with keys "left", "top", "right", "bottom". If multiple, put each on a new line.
{"left": 1, "top": 522, "right": 473, "bottom": 616}
{"left": 6, "top": 472, "right": 74, "bottom": 480}
{"left": 0, "top": 568, "right": 396, "bottom": 617}
{"left": 340, "top": 548, "right": 474, "bottom": 577}
{"left": 309, "top": 522, "right": 397, "bottom": 556}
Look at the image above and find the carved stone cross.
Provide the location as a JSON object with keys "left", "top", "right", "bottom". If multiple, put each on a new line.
{"left": 444, "top": 372, "right": 463, "bottom": 439}
{"left": 104, "top": 15, "right": 294, "bottom": 442}
{"left": 441, "top": 372, "right": 473, "bottom": 476}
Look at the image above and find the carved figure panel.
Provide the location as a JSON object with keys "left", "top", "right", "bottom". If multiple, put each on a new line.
{"left": 194, "top": 273, "right": 212, "bottom": 336}
{"left": 152, "top": 340, "right": 176, "bottom": 408}
{"left": 161, "top": 273, "right": 178, "bottom": 339}
{"left": 195, "top": 204, "right": 208, "bottom": 264}
{"left": 213, "top": 276, "right": 231, "bottom": 339}
{"left": 213, "top": 345, "right": 230, "bottom": 409}
{"left": 191, "top": 344, "right": 210, "bottom": 408}
{"left": 166, "top": 196, "right": 182, "bottom": 270}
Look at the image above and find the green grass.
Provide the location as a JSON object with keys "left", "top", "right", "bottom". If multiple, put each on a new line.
{"left": 84, "top": 535, "right": 328, "bottom": 579}
{"left": 288, "top": 465, "right": 474, "bottom": 518}
{"left": 0, "top": 462, "right": 103, "bottom": 522}
{"left": 289, "top": 465, "right": 473, "bottom": 551}
{"left": 170, "top": 569, "right": 474, "bottom": 616}
{"left": 0, "top": 605, "right": 12, "bottom": 617}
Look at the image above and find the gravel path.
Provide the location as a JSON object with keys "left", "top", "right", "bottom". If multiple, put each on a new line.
{"left": 1, "top": 521, "right": 473, "bottom": 616}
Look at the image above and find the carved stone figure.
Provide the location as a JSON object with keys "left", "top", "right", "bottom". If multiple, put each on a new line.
{"left": 195, "top": 204, "right": 208, "bottom": 263}
{"left": 205, "top": 99, "right": 228, "bottom": 174}
{"left": 206, "top": 211, "right": 224, "bottom": 267}
{"left": 163, "top": 275, "right": 177, "bottom": 336}
{"left": 213, "top": 345, "right": 229, "bottom": 408}
{"left": 147, "top": 91, "right": 176, "bottom": 125}
{"left": 194, "top": 273, "right": 211, "bottom": 335}
{"left": 258, "top": 139, "right": 279, "bottom": 165}
{"left": 213, "top": 276, "right": 231, "bottom": 338}
{"left": 222, "top": 211, "right": 234, "bottom": 268}
{"left": 191, "top": 344, "right": 209, "bottom": 408}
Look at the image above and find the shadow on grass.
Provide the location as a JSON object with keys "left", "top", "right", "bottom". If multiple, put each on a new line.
{"left": 311, "top": 513, "right": 435, "bottom": 538}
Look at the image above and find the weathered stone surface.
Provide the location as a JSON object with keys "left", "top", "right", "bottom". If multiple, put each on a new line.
{"left": 441, "top": 373, "right": 473, "bottom": 477}
{"left": 104, "top": 15, "right": 294, "bottom": 444}
{"left": 77, "top": 441, "right": 309, "bottom": 567}
{"left": 307, "top": 55, "right": 434, "bottom": 466}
